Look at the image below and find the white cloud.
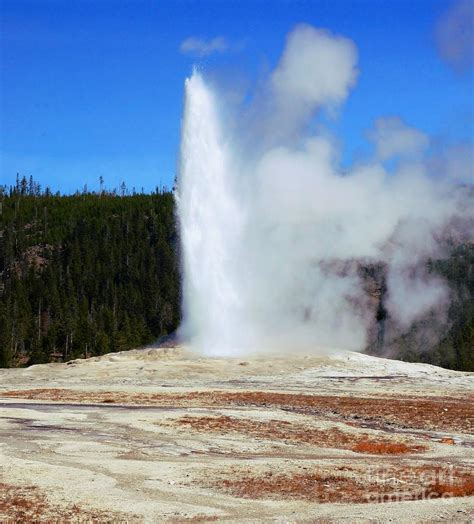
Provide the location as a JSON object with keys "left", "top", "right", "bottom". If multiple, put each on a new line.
{"left": 272, "top": 25, "right": 358, "bottom": 110}
{"left": 263, "top": 24, "right": 358, "bottom": 143}
{"left": 435, "top": 0, "right": 474, "bottom": 73}
{"left": 369, "top": 117, "right": 429, "bottom": 161}
{"left": 180, "top": 36, "right": 229, "bottom": 57}
{"left": 442, "top": 143, "right": 474, "bottom": 183}
{"left": 429, "top": 142, "right": 474, "bottom": 183}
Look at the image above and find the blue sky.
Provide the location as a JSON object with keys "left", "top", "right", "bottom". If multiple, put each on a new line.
{"left": 1, "top": 0, "right": 472, "bottom": 193}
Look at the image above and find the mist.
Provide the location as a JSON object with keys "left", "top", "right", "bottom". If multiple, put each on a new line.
{"left": 177, "top": 24, "right": 472, "bottom": 357}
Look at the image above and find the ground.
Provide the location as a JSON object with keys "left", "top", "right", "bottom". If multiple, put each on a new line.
{"left": 0, "top": 345, "right": 473, "bottom": 523}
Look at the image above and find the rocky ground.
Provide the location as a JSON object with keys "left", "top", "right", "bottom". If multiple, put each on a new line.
{"left": 0, "top": 346, "right": 473, "bottom": 523}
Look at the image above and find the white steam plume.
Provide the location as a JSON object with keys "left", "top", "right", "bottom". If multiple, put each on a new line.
{"left": 369, "top": 117, "right": 429, "bottom": 161}
{"left": 269, "top": 24, "right": 358, "bottom": 140}
{"left": 177, "top": 25, "right": 472, "bottom": 356}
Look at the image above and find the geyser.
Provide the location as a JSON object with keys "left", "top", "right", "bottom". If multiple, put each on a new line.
{"left": 177, "top": 25, "right": 471, "bottom": 357}
{"left": 177, "top": 73, "right": 245, "bottom": 356}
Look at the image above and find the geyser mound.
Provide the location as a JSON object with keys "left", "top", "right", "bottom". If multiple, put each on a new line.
{"left": 177, "top": 26, "right": 472, "bottom": 357}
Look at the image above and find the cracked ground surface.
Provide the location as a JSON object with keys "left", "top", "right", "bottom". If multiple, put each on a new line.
{"left": 0, "top": 346, "right": 473, "bottom": 522}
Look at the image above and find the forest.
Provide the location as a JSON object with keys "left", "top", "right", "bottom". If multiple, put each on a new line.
{"left": 0, "top": 176, "right": 472, "bottom": 370}
{"left": 0, "top": 176, "right": 179, "bottom": 367}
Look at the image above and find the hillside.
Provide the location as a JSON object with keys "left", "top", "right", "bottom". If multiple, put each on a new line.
{"left": 364, "top": 241, "right": 474, "bottom": 371}
{"left": 0, "top": 176, "right": 472, "bottom": 370}
{"left": 0, "top": 178, "right": 180, "bottom": 367}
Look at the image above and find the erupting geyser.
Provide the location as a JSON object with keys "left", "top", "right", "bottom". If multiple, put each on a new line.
{"left": 177, "top": 73, "right": 245, "bottom": 356}
{"left": 177, "top": 25, "right": 471, "bottom": 357}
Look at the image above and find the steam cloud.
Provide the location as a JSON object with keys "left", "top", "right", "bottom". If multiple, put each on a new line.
{"left": 177, "top": 24, "right": 472, "bottom": 356}
{"left": 180, "top": 36, "right": 230, "bottom": 57}
{"left": 435, "top": 0, "right": 474, "bottom": 73}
